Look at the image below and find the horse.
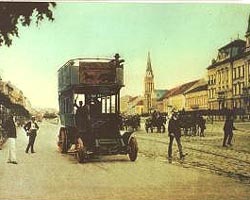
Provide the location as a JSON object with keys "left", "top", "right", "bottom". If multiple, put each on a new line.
{"left": 122, "top": 115, "right": 140, "bottom": 131}
{"left": 145, "top": 113, "right": 166, "bottom": 133}
{"left": 178, "top": 114, "right": 198, "bottom": 136}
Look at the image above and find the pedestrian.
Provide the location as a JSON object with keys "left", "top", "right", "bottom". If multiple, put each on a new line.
{"left": 24, "top": 116, "right": 39, "bottom": 153}
{"left": 198, "top": 115, "right": 206, "bottom": 137}
{"left": 167, "top": 111, "right": 185, "bottom": 163}
{"left": 3, "top": 113, "right": 18, "bottom": 164}
{"left": 223, "top": 113, "right": 235, "bottom": 147}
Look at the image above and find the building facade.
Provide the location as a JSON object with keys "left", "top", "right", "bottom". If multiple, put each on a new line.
{"left": 127, "top": 96, "right": 144, "bottom": 115}
{"left": 184, "top": 79, "right": 208, "bottom": 111}
{"left": 163, "top": 80, "right": 199, "bottom": 113}
{"left": 207, "top": 15, "right": 250, "bottom": 115}
{"left": 120, "top": 95, "right": 132, "bottom": 114}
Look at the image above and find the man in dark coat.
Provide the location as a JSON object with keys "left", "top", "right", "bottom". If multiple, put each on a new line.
{"left": 167, "top": 111, "right": 185, "bottom": 163}
{"left": 198, "top": 115, "right": 206, "bottom": 137}
{"left": 74, "top": 100, "right": 90, "bottom": 134}
{"left": 3, "top": 114, "right": 17, "bottom": 164}
{"left": 24, "top": 116, "right": 39, "bottom": 153}
{"left": 223, "top": 114, "right": 235, "bottom": 147}
{"left": 74, "top": 100, "right": 91, "bottom": 146}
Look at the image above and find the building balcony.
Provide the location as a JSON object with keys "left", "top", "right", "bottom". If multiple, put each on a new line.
{"left": 190, "top": 104, "right": 199, "bottom": 109}
{"left": 217, "top": 91, "right": 226, "bottom": 100}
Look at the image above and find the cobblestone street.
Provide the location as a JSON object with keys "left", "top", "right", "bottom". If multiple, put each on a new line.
{"left": 0, "top": 120, "right": 249, "bottom": 200}
{"left": 137, "top": 121, "right": 250, "bottom": 184}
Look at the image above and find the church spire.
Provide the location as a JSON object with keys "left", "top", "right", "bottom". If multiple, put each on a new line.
{"left": 144, "top": 51, "right": 155, "bottom": 113}
{"left": 146, "top": 52, "right": 153, "bottom": 77}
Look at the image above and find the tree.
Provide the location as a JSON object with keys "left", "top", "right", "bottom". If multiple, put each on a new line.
{"left": 0, "top": 2, "right": 56, "bottom": 47}
{"left": 11, "top": 103, "right": 30, "bottom": 118}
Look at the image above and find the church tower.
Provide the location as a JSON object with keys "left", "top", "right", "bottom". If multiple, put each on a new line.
{"left": 144, "top": 52, "right": 155, "bottom": 113}
{"left": 245, "top": 14, "right": 250, "bottom": 52}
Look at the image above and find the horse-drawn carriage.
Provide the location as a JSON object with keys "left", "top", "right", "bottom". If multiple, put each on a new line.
{"left": 121, "top": 114, "right": 141, "bottom": 131}
{"left": 178, "top": 112, "right": 206, "bottom": 137}
{"left": 57, "top": 54, "right": 138, "bottom": 163}
{"left": 145, "top": 112, "right": 166, "bottom": 133}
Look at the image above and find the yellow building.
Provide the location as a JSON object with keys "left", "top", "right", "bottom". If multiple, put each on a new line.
{"left": 135, "top": 100, "right": 144, "bottom": 115}
{"left": 127, "top": 96, "right": 144, "bottom": 115}
{"left": 163, "top": 80, "right": 199, "bottom": 113}
{"left": 184, "top": 79, "right": 208, "bottom": 111}
{"left": 120, "top": 95, "right": 132, "bottom": 114}
{"left": 207, "top": 15, "right": 250, "bottom": 114}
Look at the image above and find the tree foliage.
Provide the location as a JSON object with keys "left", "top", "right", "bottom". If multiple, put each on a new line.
{"left": 0, "top": 2, "right": 56, "bottom": 47}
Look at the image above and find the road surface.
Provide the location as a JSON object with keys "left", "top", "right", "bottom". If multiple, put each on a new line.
{"left": 0, "top": 120, "right": 249, "bottom": 200}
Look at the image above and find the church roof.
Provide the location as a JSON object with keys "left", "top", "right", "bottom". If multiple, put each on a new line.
{"left": 154, "top": 89, "right": 168, "bottom": 101}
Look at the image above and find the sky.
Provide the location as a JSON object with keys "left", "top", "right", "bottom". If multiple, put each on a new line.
{"left": 0, "top": 2, "right": 250, "bottom": 109}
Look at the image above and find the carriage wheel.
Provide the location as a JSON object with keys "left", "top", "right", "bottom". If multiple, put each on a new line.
{"left": 76, "top": 147, "right": 88, "bottom": 163}
{"left": 128, "top": 137, "right": 138, "bottom": 162}
{"left": 58, "top": 127, "right": 67, "bottom": 154}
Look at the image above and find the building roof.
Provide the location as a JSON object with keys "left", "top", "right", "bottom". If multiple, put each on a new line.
{"left": 185, "top": 84, "right": 208, "bottom": 94}
{"left": 163, "top": 80, "right": 199, "bottom": 99}
{"left": 184, "top": 78, "right": 208, "bottom": 94}
{"left": 207, "top": 39, "right": 248, "bottom": 70}
{"left": 128, "top": 96, "right": 138, "bottom": 103}
{"left": 136, "top": 100, "right": 144, "bottom": 106}
{"left": 218, "top": 39, "right": 245, "bottom": 51}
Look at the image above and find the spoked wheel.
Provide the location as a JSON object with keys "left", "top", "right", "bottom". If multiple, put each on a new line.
{"left": 128, "top": 137, "right": 138, "bottom": 161}
{"left": 58, "top": 127, "right": 67, "bottom": 154}
{"left": 76, "top": 147, "right": 88, "bottom": 163}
